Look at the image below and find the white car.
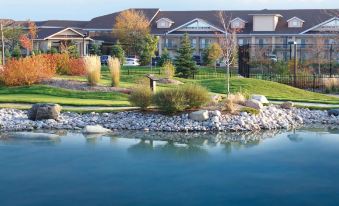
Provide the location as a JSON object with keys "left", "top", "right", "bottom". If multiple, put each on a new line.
{"left": 123, "top": 58, "right": 140, "bottom": 66}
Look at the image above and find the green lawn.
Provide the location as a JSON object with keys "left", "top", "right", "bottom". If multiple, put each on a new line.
{"left": 0, "top": 85, "right": 130, "bottom": 106}
{"left": 0, "top": 66, "right": 338, "bottom": 107}
{"left": 198, "top": 77, "right": 339, "bottom": 104}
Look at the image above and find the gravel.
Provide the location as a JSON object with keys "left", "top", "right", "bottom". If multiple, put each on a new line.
{"left": 0, "top": 106, "right": 338, "bottom": 132}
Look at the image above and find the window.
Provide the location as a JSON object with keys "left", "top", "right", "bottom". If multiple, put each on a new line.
{"left": 301, "top": 39, "right": 306, "bottom": 48}
{"left": 160, "top": 21, "right": 166, "bottom": 27}
{"left": 238, "top": 39, "right": 244, "bottom": 45}
{"left": 191, "top": 39, "right": 197, "bottom": 48}
{"left": 258, "top": 39, "right": 264, "bottom": 48}
{"left": 292, "top": 21, "right": 298, "bottom": 27}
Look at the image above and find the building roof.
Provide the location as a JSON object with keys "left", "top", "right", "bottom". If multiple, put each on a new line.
{"left": 9, "top": 9, "right": 339, "bottom": 36}
{"left": 35, "top": 27, "right": 88, "bottom": 40}
{"left": 84, "top": 8, "right": 160, "bottom": 30}
{"left": 35, "top": 20, "right": 89, "bottom": 28}
{"left": 150, "top": 9, "right": 339, "bottom": 35}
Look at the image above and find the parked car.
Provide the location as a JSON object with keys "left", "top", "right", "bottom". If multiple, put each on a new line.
{"left": 193, "top": 55, "right": 202, "bottom": 66}
{"left": 268, "top": 54, "right": 278, "bottom": 63}
{"left": 124, "top": 58, "right": 140, "bottom": 66}
{"left": 100, "top": 55, "right": 110, "bottom": 65}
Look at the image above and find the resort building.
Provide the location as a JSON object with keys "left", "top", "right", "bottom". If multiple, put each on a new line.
{"left": 6, "top": 9, "right": 339, "bottom": 59}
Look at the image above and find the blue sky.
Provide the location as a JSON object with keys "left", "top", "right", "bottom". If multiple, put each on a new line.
{"left": 1, "top": 0, "right": 339, "bottom": 20}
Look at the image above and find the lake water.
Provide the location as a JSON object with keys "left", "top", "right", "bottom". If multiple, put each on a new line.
{"left": 0, "top": 128, "right": 339, "bottom": 206}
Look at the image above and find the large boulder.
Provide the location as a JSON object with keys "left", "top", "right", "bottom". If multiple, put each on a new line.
{"left": 28, "top": 103, "right": 62, "bottom": 121}
{"left": 189, "top": 110, "right": 209, "bottom": 121}
{"left": 251, "top": 95, "right": 269, "bottom": 104}
{"left": 245, "top": 99, "right": 263, "bottom": 110}
{"left": 328, "top": 109, "right": 339, "bottom": 117}
{"left": 281, "top": 101, "right": 294, "bottom": 109}
{"left": 83, "top": 125, "right": 111, "bottom": 134}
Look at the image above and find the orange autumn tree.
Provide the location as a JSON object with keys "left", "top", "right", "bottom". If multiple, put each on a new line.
{"left": 19, "top": 21, "right": 37, "bottom": 55}
{"left": 114, "top": 9, "right": 150, "bottom": 56}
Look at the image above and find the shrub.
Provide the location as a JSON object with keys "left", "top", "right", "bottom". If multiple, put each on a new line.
{"left": 154, "top": 88, "right": 187, "bottom": 114}
{"left": 45, "top": 54, "right": 86, "bottom": 76}
{"left": 129, "top": 86, "right": 153, "bottom": 110}
{"left": 163, "top": 61, "right": 175, "bottom": 79}
{"left": 0, "top": 55, "right": 56, "bottom": 86}
{"left": 111, "top": 41, "right": 125, "bottom": 64}
{"left": 223, "top": 99, "right": 236, "bottom": 114}
{"left": 108, "top": 57, "right": 121, "bottom": 87}
{"left": 12, "top": 45, "right": 21, "bottom": 59}
{"left": 227, "top": 93, "right": 246, "bottom": 105}
{"left": 180, "top": 84, "right": 210, "bottom": 109}
{"left": 240, "top": 107, "right": 260, "bottom": 115}
{"left": 158, "top": 48, "right": 171, "bottom": 67}
{"left": 83, "top": 56, "right": 101, "bottom": 86}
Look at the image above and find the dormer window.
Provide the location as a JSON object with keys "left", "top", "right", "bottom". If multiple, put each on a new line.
{"left": 287, "top": 17, "right": 305, "bottom": 28}
{"left": 156, "top": 18, "right": 174, "bottom": 29}
{"left": 231, "top": 17, "right": 247, "bottom": 29}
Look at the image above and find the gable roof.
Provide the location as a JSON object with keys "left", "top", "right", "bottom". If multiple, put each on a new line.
{"left": 287, "top": 16, "right": 305, "bottom": 23}
{"left": 156, "top": 18, "right": 174, "bottom": 23}
{"left": 35, "top": 27, "right": 89, "bottom": 40}
{"left": 84, "top": 8, "right": 160, "bottom": 30}
{"left": 166, "top": 18, "right": 225, "bottom": 34}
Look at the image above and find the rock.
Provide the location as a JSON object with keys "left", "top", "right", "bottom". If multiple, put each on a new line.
{"left": 328, "top": 109, "right": 339, "bottom": 117}
{"left": 245, "top": 100, "right": 263, "bottom": 110}
{"left": 189, "top": 110, "right": 209, "bottom": 121}
{"left": 251, "top": 95, "right": 269, "bottom": 104}
{"left": 210, "top": 110, "right": 221, "bottom": 117}
{"left": 83, "top": 125, "right": 111, "bottom": 134}
{"left": 281, "top": 101, "right": 294, "bottom": 109}
{"left": 28, "top": 103, "right": 62, "bottom": 121}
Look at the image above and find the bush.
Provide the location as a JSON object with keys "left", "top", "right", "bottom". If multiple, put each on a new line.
{"left": 158, "top": 48, "right": 171, "bottom": 67}
{"left": 227, "top": 93, "right": 246, "bottom": 105}
{"left": 83, "top": 56, "right": 101, "bottom": 86}
{"left": 0, "top": 55, "right": 56, "bottom": 86}
{"left": 154, "top": 88, "right": 187, "bottom": 114}
{"left": 180, "top": 84, "right": 210, "bottom": 109}
{"left": 223, "top": 99, "right": 236, "bottom": 114}
{"left": 108, "top": 57, "right": 121, "bottom": 87}
{"left": 45, "top": 54, "right": 86, "bottom": 76}
{"left": 240, "top": 107, "right": 260, "bottom": 115}
{"left": 129, "top": 86, "right": 153, "bottom": 110}
{"left": 163, "top": 61, "right": 175, "bottom": 79}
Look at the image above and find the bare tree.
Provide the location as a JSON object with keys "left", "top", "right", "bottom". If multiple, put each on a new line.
{"left": 217, "top": 11, "right": 238, "bottom": 94}
{"left": 0, "top": 19, "right": 14, "bottom": 65}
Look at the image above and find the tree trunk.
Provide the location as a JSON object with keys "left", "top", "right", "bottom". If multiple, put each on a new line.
{"left": 226, "top": 63, "right": 230, "bottom": 95}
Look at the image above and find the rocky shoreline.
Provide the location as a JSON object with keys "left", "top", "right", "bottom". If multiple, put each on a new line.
{"left": 0, "top": 106, "right": 338, "bottom": 132}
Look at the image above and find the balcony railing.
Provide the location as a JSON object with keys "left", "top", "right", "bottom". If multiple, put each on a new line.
{"left": 162, "top": 44, "right": 178, "bottom": 50}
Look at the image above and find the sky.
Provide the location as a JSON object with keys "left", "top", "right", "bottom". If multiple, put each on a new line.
{"left": 1, "top": 0, "right": 339, "bottom": 21}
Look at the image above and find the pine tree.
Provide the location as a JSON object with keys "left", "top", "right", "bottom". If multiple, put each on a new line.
{"left": 111, "top": 41, "right": 125, "bottom": 64}
{"left": 158, "top": 48, "right": 171, "bottom": 67}
{"left": 12, "top": 45, "right": 21, "bottom": 59}
{"left": 174, "top": 33, "right": 196, "bottom": 78}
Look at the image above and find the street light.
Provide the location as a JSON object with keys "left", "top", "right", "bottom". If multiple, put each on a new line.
{"left": 288, "top": 41, "right": 298, "bottom": 87}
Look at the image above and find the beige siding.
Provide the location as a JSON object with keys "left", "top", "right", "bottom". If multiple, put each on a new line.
{"left": 253, "top": 16, "right": 275, "bottom": 31}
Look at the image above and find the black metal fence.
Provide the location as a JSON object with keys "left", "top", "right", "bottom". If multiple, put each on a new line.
{"left": 238, "top": 43, "right": 339, "bottom": 77}
{"left": 249, "top": 74, "right": 339, "bottom": 92}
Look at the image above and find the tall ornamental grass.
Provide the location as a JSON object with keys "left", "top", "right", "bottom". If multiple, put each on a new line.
{"left": 83, "top": 56, "right": 101, "bottom": 86}
{"left": 108, "top": 57, "right": 121, "bottom": 87}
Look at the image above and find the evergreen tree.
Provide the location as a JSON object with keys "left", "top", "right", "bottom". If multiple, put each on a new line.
{"left": 5, "top": 49, "right": 11, "bottom": 58}
{"left": 89, "top": 44, "right": 101, "bottom": 55}
{"left": 139, "top": 35, "right": 158, "bottom": 66}
{"left": 111, "top": 41, "right": 125, "bottom": 64}
{"left": 174, "top": 33, "right": 196, "bottom": 78}
{"left": 12, "top": 45, "right": 21, "bottom": 59}
{"left": 158, "top": 48, "right": 171, "bottom": 67}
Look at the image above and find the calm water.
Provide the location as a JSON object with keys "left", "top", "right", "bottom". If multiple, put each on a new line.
{"left": 0, "top": 128, "right": 339, "bottom": 206}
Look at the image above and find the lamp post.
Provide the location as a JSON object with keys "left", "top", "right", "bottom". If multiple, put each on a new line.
{"left": 329, "top": 44, "right": 333, "bottom": 77}
{"left": 1, "top": 23, "right": 5, "bottom": 65}
{"left": 289, "top": 41, "right": 298, "bottom": 87}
